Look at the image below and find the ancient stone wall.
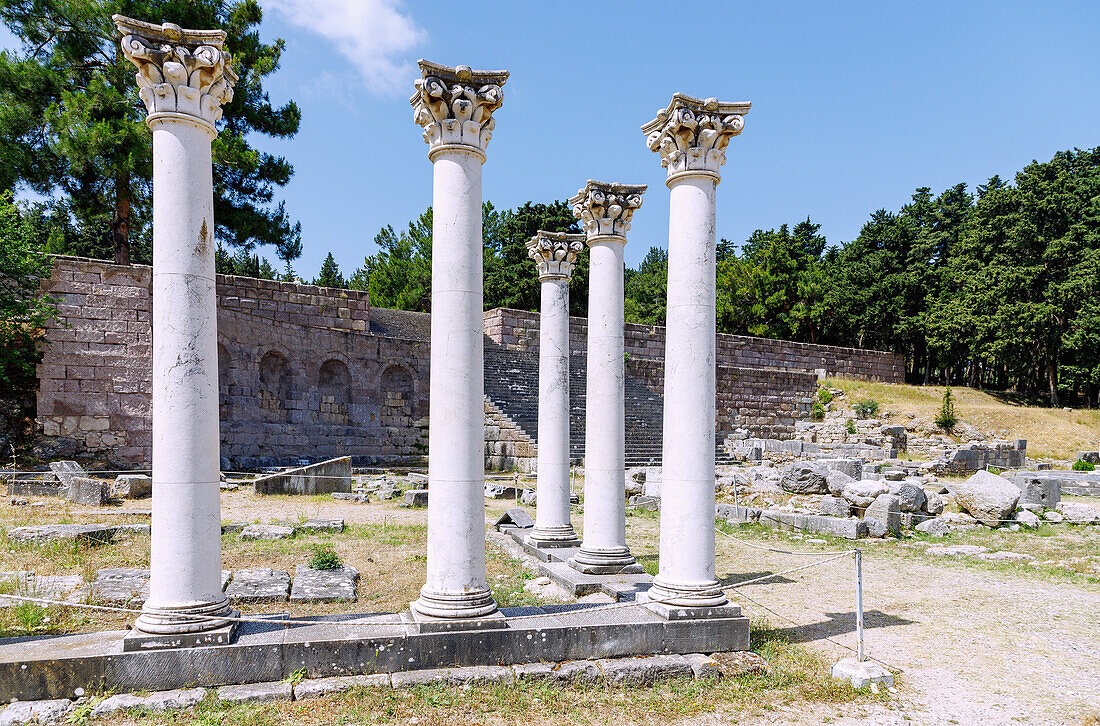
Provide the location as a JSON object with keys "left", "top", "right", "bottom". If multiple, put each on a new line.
{"left": 36, "top": 257, "right": 429, "bottom": 469}
{"left": 483, "top": 308, "right": 904, "bottom": 383}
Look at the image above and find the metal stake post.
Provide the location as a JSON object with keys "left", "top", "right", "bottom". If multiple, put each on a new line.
{"left": 855, "top": 548, "right": 865, "bottom": 662}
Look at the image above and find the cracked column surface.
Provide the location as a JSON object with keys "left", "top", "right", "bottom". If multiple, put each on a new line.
{"left": 567, "top": 181, "right": 646, "bottom": 575}
{"left": 642, "top": 94, "right": 751, "bottom": 608}
{"left": 115, "top": 15, "right": 239, "bottom": 634}
{"left": 525, "top": 232, "right": 586, "bottom": 548}
{"left": 409, "top": 61, "right": 508, "bottom": 620}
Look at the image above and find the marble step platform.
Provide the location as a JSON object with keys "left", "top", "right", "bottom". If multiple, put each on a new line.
{"left": 505, "top": 528, "right": 654, "bottom": 599}
{"left": 0, "top": 603, "right": 749, "bottom": 702}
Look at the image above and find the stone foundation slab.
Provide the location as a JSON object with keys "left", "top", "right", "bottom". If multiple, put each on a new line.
{"left": 0, "top": 604, "right": 750, "bottom": 701}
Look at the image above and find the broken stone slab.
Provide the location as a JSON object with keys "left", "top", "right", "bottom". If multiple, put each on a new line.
{"left": 88, "top": 568, "right": 149, "bottom": 607}
{"left": 975, "top": 551, "right": 1033, "bottom": 562}
{"left": 816, "top": 458, "right": 865, "bottom": 480}
{"left": 923, "top": 490, "right": 944, "bottom": 515}
{"left": 899, "top": 511, "right": 932, "bottom": 529}
{"left": 914, "top": 517, "right": 953, "bottom": 537}
{"left": 597, "top": 654, "right": 693, "bottom": 685}
{"left": 926, "top": 544, "right": 988, "bottom": 557}
{"left": 825, "top": 469, "right": 855, "bottom": 496}
{"left": 511, "top": 660, "right": 603, "bottom": 683}
{"left": 402, "top": 489, "right": 428, "bottom": 508}
{"left": 111, "top": 474, "right": 152, "bottom": 499}
{"left": 331, "top": 492, "right": 370, "bottom": 503}
{"left": 758, "top": 511, "right": 868, "bottom": 539}
{"left": 215, "top": 681, "right": 292, "bottom": 704}
{"left": 484, "top": 483, "right": 520, "bottom": 499}
{"left": 891, "top": 482, "right": 926, "bottom": 513}
{"left": 683, "top": 653, "right": 720, "bottom": 678}
{"left": 831, "top": 657, "right": 893, "bottom": 688}
{"left": 627, "top": 495, "right": 660, "bottom": 511}
{"left": 90, "top": 688, "right": 207, "bottom": 716}
{"left": 253, "top": 456, "right": 352, "bottom": 496}
{"left": 221, "top": 522, "right": 247, "bottom": 534}
{"left": 712, "top": 651, "right": 770, "bottom": 677}
{"left": 113, "top": 523, "right": 151, "bottom": 536}
{"left": 864, "top": 494, "right": 902, "bottom": 538}
{"left": 293, "top": 674, "right": 391, "bottom": 698}
{"left": 0, "top": 573, "right": 83, "bottom": 607}
{"left": 299, "top": 518, "right": 344, "bottom": 534}
{"left": 391, "top": 665, "right": 515, "bottom": 688}
{"left": 0, "top": 698, "right": 73, "bottom": 726}
{"left": 225, "top": 569, "right": 290, "bottom": 603}
{"left": 6, "top": 524, "right": 115, "bottom": 544}
{"left": 948, "top": 470, "right": 1019, "bottom": 525}
{"left": 240, "top": 524, "right": 294, "bottom": 541}
{"left": 1056, "top": 502, "right": 1100, "bottom": 524}
{"left": 842, "top": 480, "right": 889, "bottom": 508}
{"left": 779, "top": 463, "right": 829, "bottom": 494}
{"left": 493, "top": 508, "right": 534, "bottom": 531}
{"left": 289, "top": 565, "right": 358, "bottom": 602}
{"left": 1042, "top": 511, "right": 1064, "bottom": 523}
{"left": 47, "top": 461, "right": 87, "bottom": 485}
{"left": 520, "top": 489, "right": 537, "bottom": 506}
{"left": 1014, "top": 474, "right": 1061, "bottom": 510}
{"left": 66, "top": 477, "right": 109, "bottom": 507}
{"left": 1014, "top": 509, "right": 1041, "bottom": 528}
{"left": 819, "top": 496, "right": 851, "bottom": 518}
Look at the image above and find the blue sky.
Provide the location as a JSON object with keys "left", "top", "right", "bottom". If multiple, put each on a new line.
{"left": 5, "top": 1, "right": 1100, "bottom": 278}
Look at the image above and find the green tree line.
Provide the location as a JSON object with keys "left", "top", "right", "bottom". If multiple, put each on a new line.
{"left": 336, "top": 147, "right": 1098, "bottom": 407}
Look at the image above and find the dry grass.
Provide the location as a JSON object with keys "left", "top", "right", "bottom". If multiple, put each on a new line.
{"left": 0, "top": 494, "right": 553, "bottom": 637}
{"left": 827, "top": 378, "right": 1100, "bottom": 460}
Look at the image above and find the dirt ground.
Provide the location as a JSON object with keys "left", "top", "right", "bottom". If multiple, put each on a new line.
{"left": 3, "top": 485, "right": 1099, "bottom": 725}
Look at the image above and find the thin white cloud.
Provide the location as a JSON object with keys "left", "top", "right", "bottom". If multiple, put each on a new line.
{"left": 265, "top": 0, "right": 426, "bottom": 95}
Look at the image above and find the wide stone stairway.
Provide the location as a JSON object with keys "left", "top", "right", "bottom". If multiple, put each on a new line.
{"left": 484, "top": 340, "right": 730, "bottom": 467}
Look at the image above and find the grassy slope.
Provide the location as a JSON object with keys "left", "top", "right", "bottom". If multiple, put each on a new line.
{"left": 828, "top": 378, "right": 1100, "bottom": 460}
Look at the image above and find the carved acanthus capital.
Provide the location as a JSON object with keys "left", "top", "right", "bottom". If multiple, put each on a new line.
{"left": 527, "top": 231, "right": 585, "bottom": 280}
{"left": 114, "top": 15, "right": 238, "bottom": 134}
{"left": 641, "top": 93, "right": 751, "bottom": 183}
{"left": 411, "top": 60, "right": 508, "bottom": 161}
{"left": 568, "top": 180, "right": 646, "bottom": 241}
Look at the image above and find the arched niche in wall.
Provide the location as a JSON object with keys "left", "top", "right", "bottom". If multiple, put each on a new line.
{"left": 318, "top": 358, "right": 351, "bottom": 425}
{"left": 258, "top": 350, "right": 292, "bottom": 423}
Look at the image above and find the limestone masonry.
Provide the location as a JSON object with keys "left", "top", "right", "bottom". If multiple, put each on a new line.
{"left": 36, "top": 256, "right": 902, "bottom": 470}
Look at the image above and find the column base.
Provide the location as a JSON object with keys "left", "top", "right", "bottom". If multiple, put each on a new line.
{"left": 410, "top": 585, "right": 499, "bottom": 621}
{"left": 123, "top": 609, "right": 239, "bottom": 651}
{"left": 645, "top": 577, "right": 729, "bottom": 609}
{"left": 637, "top": 591, "right": 741, "bottom": 621}
{"left": 132, "top": 595, "right": 235, "bottom": 635}
{"left": 526, "top": 525, "right": 581, "bottom": 549}
{"left": 568, "top": 546, "right": 643, "bottom": 575}
{"left": 402, "top": 608, "right": 507, "bottom": 634}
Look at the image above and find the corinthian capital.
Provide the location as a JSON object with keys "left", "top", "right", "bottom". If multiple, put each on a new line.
{"left": 527, "top": 231, "right": 585, "bottom": 280}
{"left": 411, "top": 60, "right": 508, "bottom": 160}
{"left": 641, "top": 93, "right": 751, "bottom": 182}
{"left": 569, "top": 181, "right": 646, "bottom": 241}
{"left": 114, "top": 15, "right": 238, "bottom": 133}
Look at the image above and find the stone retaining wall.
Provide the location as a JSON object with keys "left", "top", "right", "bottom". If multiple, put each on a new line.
{"left": 483, "top": 308, "right": 904, "bottom": 382}
{"left": 36, "top": 257, "right": 429, "bottom": 469}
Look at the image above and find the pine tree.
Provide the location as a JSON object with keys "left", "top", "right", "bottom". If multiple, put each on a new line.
{"left": 0, "top": 0, "right": 302, "bottom": 267}
{"left": 313, "top": 252, "right": 345, "bottom": 289}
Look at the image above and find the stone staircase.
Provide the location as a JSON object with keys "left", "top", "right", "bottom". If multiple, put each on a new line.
{"left": 483, "top": 340, "right": 733, "bottom": 468}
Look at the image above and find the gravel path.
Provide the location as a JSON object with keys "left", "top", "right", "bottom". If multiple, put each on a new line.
{"left": 702, "top": 536, "right": 1100, "bottom": 725}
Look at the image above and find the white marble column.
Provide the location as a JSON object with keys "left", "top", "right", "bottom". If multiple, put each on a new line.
{"left": 568, "top": 181, "right": 646, "bottom": 574}
{"left": 642, "top": 94, "right": 750, "bottom": 611}
{"left": 410, "top": 61, "right": 508, "bottom": 621}
{"left": 526, "top": 231, "right": 585, "bottom": 548}
{"left": 115, "top": 16, "right": 238, "bottom": 636}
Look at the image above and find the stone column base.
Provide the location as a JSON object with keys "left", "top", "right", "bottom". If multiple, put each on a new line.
{"left": 123, "top": 611, "right": 239, "bottom": 652}
{"left": 410, "top": 586, "right": 498, "bottom": 621}
{"left": 526, "top": 526, "right": 581, "bottom": 549}
{"left": 637, "top": 592, "right": 743, "bottom": 621}
{"left": 402, "top": 608, "right": 507, "bottom": 634}
{"left": 568, "top": 547, "right": 643, "bottom": 575}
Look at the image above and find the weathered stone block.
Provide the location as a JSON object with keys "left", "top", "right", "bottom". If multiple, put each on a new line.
{"left": 289, "top": 565, "right": 358, "bottom": 602}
